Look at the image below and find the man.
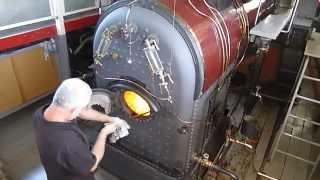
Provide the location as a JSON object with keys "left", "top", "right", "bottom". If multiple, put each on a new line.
{"left": 34, "top": 78, "right": 128, "bottom": 180}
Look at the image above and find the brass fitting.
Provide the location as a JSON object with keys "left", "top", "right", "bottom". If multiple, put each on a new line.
{"left": 192, "top": 153, "right": 215, "bottom": 168}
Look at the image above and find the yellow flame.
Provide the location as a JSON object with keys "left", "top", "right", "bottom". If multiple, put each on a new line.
{"left": 123, "top": 91, "right": 151, "bottom": 117}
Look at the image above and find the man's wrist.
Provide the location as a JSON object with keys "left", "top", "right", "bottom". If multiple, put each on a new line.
{"left": 104, "top": 116, "right": 114, "bottom": 123}
{"left": 98, "top": 131, "right": 109, "bottom": 140}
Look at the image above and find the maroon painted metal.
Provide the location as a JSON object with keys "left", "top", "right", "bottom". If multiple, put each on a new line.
{"left": 161, "top": 0, "right": 274, "bottom": 91}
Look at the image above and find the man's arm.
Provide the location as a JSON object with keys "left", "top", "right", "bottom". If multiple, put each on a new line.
{"left": 79, "top": 108, "right": 113, "bottom": 123}
{"left": 90, "top": 123, "right": 118, "bottom": 172}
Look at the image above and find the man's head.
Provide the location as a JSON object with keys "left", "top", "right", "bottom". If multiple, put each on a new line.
{"left": 51, "top": 78, "right": 92, "bottom": 119}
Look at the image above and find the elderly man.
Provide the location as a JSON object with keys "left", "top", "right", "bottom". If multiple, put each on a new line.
{"left": 34, "top": 78, "right": 128, "bottom": 180}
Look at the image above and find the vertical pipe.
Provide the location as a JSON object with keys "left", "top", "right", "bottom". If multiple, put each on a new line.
{"left": 49, "top": 0, "right": 71, "bottom": 80}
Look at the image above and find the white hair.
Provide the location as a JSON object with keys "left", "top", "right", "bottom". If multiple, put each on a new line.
{"left": 52, "top": 78, "right": 92, "bottom": 110}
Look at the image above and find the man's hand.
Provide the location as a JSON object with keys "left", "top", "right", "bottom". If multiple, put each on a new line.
{"left": 108, "top": 117, "right": 130, "bottom": 143}
{"left": 109, "top": 117, "right": 130, "bottom": 129}
{"left": 99, "top": 123, "right": 119, "bottom": 137}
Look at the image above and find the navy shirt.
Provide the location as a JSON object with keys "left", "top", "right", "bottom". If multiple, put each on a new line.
{"left": 33, "top": 105, "right": 96, "bottom": 180}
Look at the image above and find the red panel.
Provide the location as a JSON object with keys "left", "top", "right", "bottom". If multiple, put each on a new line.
{"left": 65, "top": 14, "right": 99, "bottom": 32}
{"left": 260, "top": 47, "right": 281, "bottom": 82}
{"left": 0, "top": 26, "right": 57, "bottom": 52}
{"left": 237, "top": 48, "right": 281, "bottom": 83}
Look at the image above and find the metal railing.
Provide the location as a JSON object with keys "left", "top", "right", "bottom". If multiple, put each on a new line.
{"left": 270, "top": 32, "right": 320, "bottom": 180}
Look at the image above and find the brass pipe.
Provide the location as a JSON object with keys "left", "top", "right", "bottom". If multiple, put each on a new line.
{"left": 192, "top": 154, "right": 240, "bottom": 180}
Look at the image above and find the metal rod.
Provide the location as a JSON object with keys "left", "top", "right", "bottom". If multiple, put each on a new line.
{"left": 289, "top": 114, "right": 320, "bottom": 126}
{"left": 271, "top": 56, "right": 310, "bottom": 159}
{"left": 276, "top": 149, "right": 316, "bottom": 165}
{"left": 261, "top": 92, "right": 288, "bottom": 102}
{"left": 303, "top": 75, "right": 320, "bottom": 82}
{"left": 283, "top": 132, "right": 320, "bottom": 148}
{"left": 0, "top": 16, "right": 56, "bottom": 31}
{"left": 257, "top": 172, "right": 279, "bottom": 180}
{"left": 308, "top": 153, "right": 320, "bottom": 180}
{"left": 296, "top": 95, "right": 320, "bottom": 105}
{"left": 49, "top": 0, "right": 66, "bottom": 36}
{"left": 229, "top": 138, "right": 253, "bottom": 149}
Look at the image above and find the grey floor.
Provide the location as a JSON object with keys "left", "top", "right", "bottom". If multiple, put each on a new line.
{"left": 0, "top": 98, "right": 117, "bottom": 180}
{"left": 0, "top": 99, "right": 49, "bottom": 180}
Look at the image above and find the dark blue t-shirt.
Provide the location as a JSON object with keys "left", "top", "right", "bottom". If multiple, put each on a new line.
{"left": 33, "top": 105, "right": 96, "bottom": 180}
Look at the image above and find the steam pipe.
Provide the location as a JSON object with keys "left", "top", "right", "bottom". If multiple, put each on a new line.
{"left": 212, "top": 165, "right": 240, "bottom": 180}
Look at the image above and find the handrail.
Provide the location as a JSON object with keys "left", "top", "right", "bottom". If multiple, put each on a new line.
{"left": 254, "top": 0, "right": 264, "bottom": 25}
{"left": 281, "top": 0, "right": 300, "bottom": 33}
